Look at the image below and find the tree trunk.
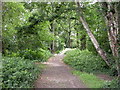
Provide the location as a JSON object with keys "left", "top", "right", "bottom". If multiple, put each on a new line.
{"left": 76, "top": 30, "right": 79, "bottom": 48}
{"left": 76, "top": 2, "right": 111, "bottom": 67}
{"left": 0, "top": 1, "right": 2, "bottom": 53}
{"left": 50, "top": 22, "right": 55, "bottom": 53}
{"left": 106, "top": 4, "right": 118, "bottom": 57}
{"left": 80, "top": 34, "right": 86, "bottom": 50}
{"left": 66, "top": 20, "right": 71, "bottom": 48}
{"left": 115, "top": 2, "right": 120, "bottom": 83}
{"left": 68, "top": 30, "right": 71, "bottom": 48}
{"left": 68, "top": 19, "right": 71, "bottom": 48}
{"left": 101, "top": 2, "right": 120, "bottom": 81}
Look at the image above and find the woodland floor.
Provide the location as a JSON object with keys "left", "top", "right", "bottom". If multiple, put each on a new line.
{"left": 34, "top": 49, "right": 113, "bottom": 88}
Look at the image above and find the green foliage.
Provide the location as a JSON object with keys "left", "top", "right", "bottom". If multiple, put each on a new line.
{"left": 72, "top": 70, "right": 105, "bottom": 88}
{"left": 2, "top": 2, "right": 54, "bottom": 55}
{"left": 103, "top": 79, "right": 120, "bottom": 88}
{"left": 3, "top": 2, "right": 28, "bottom": 25}
{"left": 8, "top": 48, "right": 52, "bottom": 62}
{"left": 83, "top": 4, "right": 111, "bottom": 54}
{"left": 19, "top": 48, "right": 52, "bottom": 62}
{"left": 2, "top": 2, "right": 119, "bottom": 88}
{"left": 2, "top": 2, "right": 31, "bottom": 54}
{"left": 2, "top": 57, "right": 41, "bottom": 88}
{"left": 64, "top": 49, "right": 108, "bottom": 73}
{"left": 86, "top": 31, "right": 111, "bottom": 55}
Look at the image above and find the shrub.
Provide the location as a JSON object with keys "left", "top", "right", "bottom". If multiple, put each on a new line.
{"left": 103, "top": 79, "right": 120, "bottom": 88}
{"left": 8, "top": 52, "right": 19, "bottom": 57}
{"left": 2, "top": 57, "right": 41, "bottom": 88}
{"left": 64, "top": 49, "right": 108, "bottom": 73}
{"left": 18, "top": 48, "right": 52, "bottom": 62}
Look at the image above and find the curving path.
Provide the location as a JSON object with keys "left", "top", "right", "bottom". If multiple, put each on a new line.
{"left": 34, "top": 49, "right": 86, "bottom": 88}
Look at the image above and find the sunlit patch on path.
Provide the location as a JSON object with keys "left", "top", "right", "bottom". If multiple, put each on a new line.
{"left": 35, "top": 48, "right": 86, "bottom": 88}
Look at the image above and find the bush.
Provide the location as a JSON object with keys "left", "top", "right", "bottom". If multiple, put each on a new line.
{"left": 103, "top": 79, "right": 120, "bottom": 88}
{"left": 18, "top": 48, "right": 52, "bottom": 62}
{"left": 2, "top": 57, "right": 41, "bottom": 88}
{"left": 8, "top": 52, "right": 19, "bottom": 57}
{"left": 64, "top": 49, "right": 108, "bottom": 73}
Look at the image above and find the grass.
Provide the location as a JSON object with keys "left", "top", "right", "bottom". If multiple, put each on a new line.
{"left": 72, "top": 70, "right": 106, "bottom": 88}
{"left": 39, "top": 64, "right": 46, "bottom": 69}
{"left": 34, "top": 61, "right": 46, "bottom": 71}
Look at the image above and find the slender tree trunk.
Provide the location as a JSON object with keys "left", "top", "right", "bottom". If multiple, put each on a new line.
{"left": 80, "top": 34, "right": 86, "bottom": 50}
{"left": 68, "top": 20, "right": 71, "bottom": 48}
{"left": 66, "top": 20, "right": 71, "bottom": 48}
{"left": 76, "top": 2, "right": 111, "bottom": 67}
{"left": 68, "top": 30, "right": 71, "bottom": 48}
{"left": 50, "top": 22, "right": 55, "bottom": 53}
{"left": 76, "top": 30, "right": 79, "bottom": 48}
{"left": 2, "top": 41, "right": 5, "bottom": 54}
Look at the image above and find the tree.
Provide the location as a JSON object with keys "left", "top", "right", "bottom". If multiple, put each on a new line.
{"left": 0, "top": 1, "right": 2, "bottom": 53}
{"left": 101, "top": 2, "right": 120, "bottom": 83}
{"left": 75, "top": 2, "right": 111, "bottom": 67}
{"left": 2, "top": 2, "right": 29, "bottom": 54}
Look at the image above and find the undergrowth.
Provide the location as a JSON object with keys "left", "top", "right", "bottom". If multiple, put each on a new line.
{"left": 64, "top": 49, "right": 109, "bottom": 73}
{"left": 8, "top": 48, "right": 52, "bottom": 62}
{"left": 103, "top": 79, "right": 120, "bottom": 88}
{"left": 64, "top": 49, "right": 120, "bottom": 88}
{"left": 2, "top": 57, "right": 42, "bottom": 88}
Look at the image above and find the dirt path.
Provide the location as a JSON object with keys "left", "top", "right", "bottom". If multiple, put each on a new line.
{"left": 34, "top": 49, "right": 86, "bottom": 88}
{"left": 96, "top": 74, "right": 113, "bottom": 81}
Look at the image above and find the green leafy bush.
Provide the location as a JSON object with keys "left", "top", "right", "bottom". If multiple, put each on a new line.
{"left": 103, "top": 79, "right": 120, "bottom": 88}
{"left": 18, "top": 48, "right": 52, "bottom": 62}
{"left": 7, "top": 52, "right": 19, "bottom": 57}
{"left": 2, "top": 57, "right": 41, "bottom": 88}
{"left": 64, "top": 49, "right": 108, "bottom": 73}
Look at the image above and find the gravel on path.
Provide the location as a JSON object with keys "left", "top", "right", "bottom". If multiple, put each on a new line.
{"left": 34, "top": 49, "right": 86, "bottom": 88}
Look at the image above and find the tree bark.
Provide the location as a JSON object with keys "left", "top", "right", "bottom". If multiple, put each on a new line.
{"left": 107, "top": 4, "right": 118, "bottom": 57}
{"left": 115, "top": 2, "right": 120, "bottom": 83}
{"left": 66, "top": 20, "right": 71, "bottom": 48}
{"left": 76, "top": 2, "right": 111, "bottom": 67}
{"left": 76, "top": 30, "right": 79, "bottom": 48}
{"left": 50, "top": 22, "right": 55, "bottom": 53}
{"left": 0, "top": 1, "right": 2, "bottom": 53}
{"left": 80, "top": 34, "right": 86, "bottom": 50}
{"left": 68, "top": 30, "right": 71, "bottom": 48}
{"left": 101, "top": 2, "right": 120, "bottom": 81}
{"left": 68, "top": 19, "right": 71, "bottom": 48}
